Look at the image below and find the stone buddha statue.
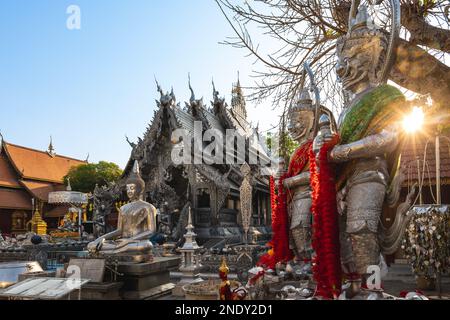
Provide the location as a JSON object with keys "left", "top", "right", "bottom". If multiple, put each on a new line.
{"left": 87, "top": 160, "right": 156, "bottom": 262}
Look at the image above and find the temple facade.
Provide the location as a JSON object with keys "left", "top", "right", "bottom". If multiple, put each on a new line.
{"left": 120, "top": 80, "right": 273, "bottom": 245}
{"left": 0, "top": 138, "right": 86, "bottom": 235}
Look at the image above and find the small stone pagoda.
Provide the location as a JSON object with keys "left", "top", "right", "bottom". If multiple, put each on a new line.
{"left": 173, "top": 206, "right": 203, "bottom": 296}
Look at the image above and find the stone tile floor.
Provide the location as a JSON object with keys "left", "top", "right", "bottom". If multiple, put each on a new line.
{"left": 159, "top": 264, "right": 450, "bottom": 300}
{"left": 383, "top": 263, "right": 450, "bottom": 299}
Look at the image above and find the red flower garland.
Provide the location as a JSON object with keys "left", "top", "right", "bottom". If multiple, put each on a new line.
{"left": 269, "top": 176, "right": 277, "bottom": 220}
{"left": 273, "top": 172, "right": 293, "bottom": 264}
{"left": 309, "top": 139, "right": 342, "bottom": 299}
{"left": 248, "top": 270, "right": 265, "bottom": 285}
{"left": 257, "top": 176, "right": 278, "bottom": 269}
{"left": 287, "top": 140, "right": 312, "bottom": 176}
{"left": 258, "top": 141, "right": 312, "bottom": 269}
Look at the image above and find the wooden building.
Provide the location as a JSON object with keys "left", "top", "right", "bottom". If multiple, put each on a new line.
{"left": 383, "top": 130, "right": 450, "bottom": 263}
{"left": 399, "top": 132, "right": 450, "bottom": 203}
{"left": 0, "top": 138, "right": 86, "bottom": 235}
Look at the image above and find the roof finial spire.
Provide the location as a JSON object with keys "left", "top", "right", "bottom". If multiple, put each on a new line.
{"left": 48, "top": 136, "right": 55, "bottom": 157}
{"left": 155, "top": 76, "right": 163, "bottom": 98}
{"left": 212, "top": 77, "right": 221, "bottom": 104}
{"left": 212, "top": 77, "right": 217, "bottom": 95}
{"left": 188, "top": 73, "right": 195, "bottom": 103}
{"left": 231, "top": 72, "right": 247, "bottom": 120}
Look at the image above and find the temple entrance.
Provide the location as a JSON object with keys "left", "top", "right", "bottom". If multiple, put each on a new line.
{"left": 197, "top": 188, "right": 210, "bottom": 208}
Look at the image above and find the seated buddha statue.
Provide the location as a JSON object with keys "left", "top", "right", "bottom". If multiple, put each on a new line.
{"left": 87, "top": 161, "right": 156, "bottom": 262}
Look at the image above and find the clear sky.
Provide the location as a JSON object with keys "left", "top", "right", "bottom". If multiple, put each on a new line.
{"left": 0, "top": 0, "right": 281, "bottom": 169}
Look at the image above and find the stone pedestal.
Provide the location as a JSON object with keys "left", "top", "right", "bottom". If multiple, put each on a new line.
{"left": 73, "top": 282, "right": 124, "bottom": 300}
{"left": 162, "top": 243, "right": 176, "bottom": 257}
{"left": 103, "top": 253, "right": 153, "bottom": 264}
{"left": 117, "top": 256, "right": 180, "bottom": 300}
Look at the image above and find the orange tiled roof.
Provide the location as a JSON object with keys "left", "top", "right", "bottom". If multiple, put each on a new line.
{"left": 3, "top": 142, "right": 86, "bottom": 183}
{"left": 45, "top": 205, "right": 70, "bottom": 218}
{"left": 0, "top": 153, "right": 21, "bottom": 188}
{"left": 20, "top": 180, "right": 66, "bottom": 202}
{"left": 0, "top": 188, "right": 32, "bottom": 210}
{"left": 400, "top": 132, "right": 450, "bottom": 185}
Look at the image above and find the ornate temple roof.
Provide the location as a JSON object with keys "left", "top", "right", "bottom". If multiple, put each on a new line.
{"left": 231, "top": 77, "right": 247, "bottom": 121}
{"left": 0, "top": 139, "right": 86, "bottom": 214}
{"left": 173, "top": 106, "right": 196, "bottom": 135}
{"left": 124, "top": 81, "right": 271, "bottom": 179}
{"left": 0, "top": 153, "right": 21, "bottom": 188}
{"left": 2, "top": 142, "right": 86, "bottom": 183}
{"left": 19, "top": 180, "right": 66, "bottom": 202}
{"left": 0, "top": 188, "right": 32, "bottom": 210}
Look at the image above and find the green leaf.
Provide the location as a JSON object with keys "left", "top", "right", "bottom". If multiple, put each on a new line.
{"left": 63, "top": 161, "right": 123, "bottom": 193}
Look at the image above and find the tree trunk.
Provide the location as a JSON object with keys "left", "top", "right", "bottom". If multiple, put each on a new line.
{"left": 390, "top": 39, "right": 450, "bottom": 109}
{"left": 401, "top": 4, "right": 450, "bottom": 53}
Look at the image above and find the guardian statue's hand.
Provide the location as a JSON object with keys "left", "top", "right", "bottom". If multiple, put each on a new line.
{"left": 313, "top": 132, "right": 335, "bottom": 155}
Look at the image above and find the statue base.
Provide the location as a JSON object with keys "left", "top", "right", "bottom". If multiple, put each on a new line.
{"left": 72, "top": 282, "right": 124, "bottom": 300}
{"left": 116, "top": 256, "right": 180, "bottom": 300}
{"left": 97, "top": 252, "right": 153, "bottom": 264}
{"left": 114, "top": 253, "right": 153, "bottom": 264}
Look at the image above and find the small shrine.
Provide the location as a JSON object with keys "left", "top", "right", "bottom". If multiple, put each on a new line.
{"left": 28, "top": 206, "right": 47, "bottom": 236}
{"left": 173, "top": 207, "right": 203, "bottom": 296}
{"left": 179, "top": 207, "right": 201, "bottom": 275}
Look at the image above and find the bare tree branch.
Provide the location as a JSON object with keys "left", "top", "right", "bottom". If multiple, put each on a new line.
{"left": 215, "top": 0, "right": 450, "bottom": 116}
{"left": 401, "top": 2, "right": 450, "bottom": 53}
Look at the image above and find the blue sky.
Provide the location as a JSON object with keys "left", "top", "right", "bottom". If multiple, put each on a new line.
{"left": 0, "top": 0, "right": 280, "bottom": 168}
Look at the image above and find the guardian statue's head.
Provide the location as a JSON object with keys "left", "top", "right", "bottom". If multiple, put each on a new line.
{"left": 336, "top": 6, "right": 388, "bottom": 94}
{"left": 287, "top": 88, "right": 315, "bottom": 143}
{"left": 126, "top": 160, "right": 145, "bottom": 201}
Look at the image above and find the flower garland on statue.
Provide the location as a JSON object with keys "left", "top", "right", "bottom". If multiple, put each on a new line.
{"left": 309, "top": 137, "right": 342, "bottom": 299}
{"left": 256, "top": 175, "right": 277, "bottom": 268}
{"left": 248, "top": 269, "right": 265, "bottom": 286}
{"left": 258, "top": 140, "right": 312, "bottom": 269}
